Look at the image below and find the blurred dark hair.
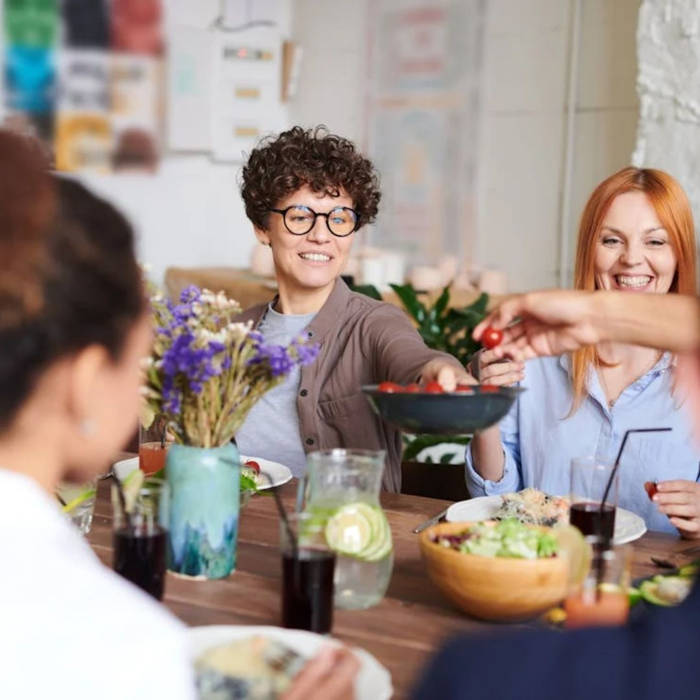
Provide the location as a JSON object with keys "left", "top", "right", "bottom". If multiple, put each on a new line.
{"left": 0, "top": 130, "right": 145, "bottom": 430}
{"left": 240, "top": 125, "right": 381, "bottom": 230}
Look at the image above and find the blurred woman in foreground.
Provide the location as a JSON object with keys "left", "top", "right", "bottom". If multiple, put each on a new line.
{"left": 468, "top": 168, "right": 700, "bottom": 535}
{"left": 0, "top": 132, "right": 355, "bottom": 699}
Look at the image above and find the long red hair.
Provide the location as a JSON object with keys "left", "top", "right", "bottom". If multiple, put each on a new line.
{"left": 570, "top": 167, "right": 697, "bottom": 411}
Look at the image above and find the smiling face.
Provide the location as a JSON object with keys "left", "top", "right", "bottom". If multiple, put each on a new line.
{"left": 255, "top": 184, "right": 356, "bottom": 305}
{"left": 594, "top": 191, "right": 678, "bottom": 294}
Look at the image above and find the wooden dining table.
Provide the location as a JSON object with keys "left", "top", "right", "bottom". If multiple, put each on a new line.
{"left": 88, "top": 477, "right": 692, "bottom": 699}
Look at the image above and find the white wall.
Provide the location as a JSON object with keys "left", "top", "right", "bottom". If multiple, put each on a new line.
{"left": 633, "top": 0, "right": 700, "bottom": 230}
{"left": 290, "top": 0, "right": 640, "bottom": 291}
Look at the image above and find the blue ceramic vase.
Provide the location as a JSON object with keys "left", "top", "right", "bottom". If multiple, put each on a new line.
{"left": 165, "top": 443, "right": 240, "bottom": 579}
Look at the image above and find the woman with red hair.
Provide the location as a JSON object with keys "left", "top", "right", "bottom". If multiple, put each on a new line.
{"left": 467, "top": 167, "right": 700, "bottom": 537}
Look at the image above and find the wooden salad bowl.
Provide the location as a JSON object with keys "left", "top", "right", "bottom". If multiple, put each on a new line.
{"left": 419, "top": 521, "right": 568, "bottom": 621}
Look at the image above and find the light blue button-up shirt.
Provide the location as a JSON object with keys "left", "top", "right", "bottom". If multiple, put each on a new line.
{"left": 465, "top": 353, "right": 700, "bottom": 533}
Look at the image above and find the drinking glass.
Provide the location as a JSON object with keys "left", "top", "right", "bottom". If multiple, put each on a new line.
{"left": 280, "top": 512, "right": 336, "bottom": 634}
{"left": 112, "top": 477, "right": 168, "bottom": 600}
{"left": 569, "top": 457, "right": 618, "bottom": 540}
{"left": 565, "top": 538, "right": 631, "bottom": 628}
{"left": 56, "top": 478, "right": 97, "bottom": 534}
{"left": 299, "top": 449, "right": 393, "bottom": 610}
{"left": 138, "top": 414, "right": 171, "bottom": 475}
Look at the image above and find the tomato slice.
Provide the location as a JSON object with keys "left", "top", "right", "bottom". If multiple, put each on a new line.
{"left": 244, "top": 459, "right": 260, "bottom": 473}
{"left": 404, "top": 383, "right": 421, "bottom": 393}
{"left": 378, "top": 381, "right": 403, "bottom": 393}
{"left": 479, "top": 385, "right": 499, "bottom": 393}
{"left": 423, "top": 380, "right": 444, "bottom": 394}
{"left": 482, "top": 326, "right": 504, "bottom": 350}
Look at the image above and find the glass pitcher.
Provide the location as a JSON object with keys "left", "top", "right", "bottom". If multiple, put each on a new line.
{"left": 297, "top": 449, "right": 394, "bottom": 610}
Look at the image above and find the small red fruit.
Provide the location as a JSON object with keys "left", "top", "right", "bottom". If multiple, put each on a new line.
{"left": 404, "top": 383, "right": 421, "bottom": 393}
{"left": 480, "top": 385, "right": 499, "bottom": 393}
{"left": 482, "top": 326, "right": 504, "bottom": 349}
{"left": 644, "top": 481, "right": 658, "bottom": 500}
{"left": 455, "top": 384, "right": 474, "bottom": 393}
{"left": 244, "top": 459, "right": 260, "bottom": 473}
{"left": 378, "top": 381, "right": 403, "bottom": 393}
{"left": 424, "top": 380, "right": 444, "bottom": 394}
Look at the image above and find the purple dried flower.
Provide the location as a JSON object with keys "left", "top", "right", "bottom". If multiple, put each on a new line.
{"left": 179, "top": 285, "right": 201, "bottom": 304}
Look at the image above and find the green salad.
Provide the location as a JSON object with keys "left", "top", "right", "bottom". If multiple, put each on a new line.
{"left": 433, "top": 519, "right": 559, "bottom": 560}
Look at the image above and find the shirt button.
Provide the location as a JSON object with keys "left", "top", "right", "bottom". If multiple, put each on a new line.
{"left": 300, "top": 389, "right": 308, "bottom": 397}
{"left": 305, "top": 437, "right": 314, "bottom": 446}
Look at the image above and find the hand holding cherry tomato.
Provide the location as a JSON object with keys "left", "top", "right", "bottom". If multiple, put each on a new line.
{"left": 481, "top": 326, "right": 504, "bottom": 350}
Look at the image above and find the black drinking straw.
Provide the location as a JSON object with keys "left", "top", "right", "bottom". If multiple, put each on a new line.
{"left": 594, "top": 427, "right": 672, "bottom": 594}
{"left": 261, "top": 470, "right": 298, "bottom": 556}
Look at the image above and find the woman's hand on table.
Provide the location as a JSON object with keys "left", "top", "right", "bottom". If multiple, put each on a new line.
{"left": 420, "top": 358, "right": 476, "bottom": 391}
{"left": 472, "top": 349, "right": 524, "bottom": 386}
{"left": 653, "top": 480, "right": 700, "bottom": 539}
{"left": 282, "top": 646, "right": 359, "bottom": 700}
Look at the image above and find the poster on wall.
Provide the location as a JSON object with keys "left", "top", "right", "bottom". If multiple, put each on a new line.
{"left": 167, "top": 25, "right": 213, "bottom": 151}
{"left": 55, "top": 50, "right": 111, "bottom": 172}
{"left": 3, "top": 0, "right": 59, "bottom": 142}
{"left": 2, "top": 0, "right": 163, "bottom": 173}
{"left": 110, "top": 54, "right": 161, "bottom": 171}
{"left": 210, "top": 31, "right": 282, "bottom": 162}
{"left": 365, "top": 0, "right": 484, "bottom": 266}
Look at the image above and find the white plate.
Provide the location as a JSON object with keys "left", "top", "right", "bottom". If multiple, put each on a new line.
{"left": 445, "top": 495, "right": 647, "bottom": 545}
{"left": 240, "top": 455, "right": 292, "bottom": 490}
{"left": 112, "top": 455, "right": 292, "bottom": 491}
{"left": 188, "top": 625, "right": 393, "bottom": 700}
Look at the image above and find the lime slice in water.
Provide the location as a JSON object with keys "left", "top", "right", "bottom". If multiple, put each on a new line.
{"left": 324, "top": 502, "right": 393, "bottom": 561}
{"left": 121, "top": 468, "right": 144, "bottom": 513}
{"left": 553, "top": 524, "right": 592, "bottom": 587}
{"left": 61, "top": 487, "right": 96, "bottom": 514}
{"left": 325, "top": 503, "right": 374, "bottom": 556}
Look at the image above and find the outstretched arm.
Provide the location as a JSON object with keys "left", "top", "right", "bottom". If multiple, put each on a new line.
{"left": 473, "top": 290, "right": 700, "bottom": 359}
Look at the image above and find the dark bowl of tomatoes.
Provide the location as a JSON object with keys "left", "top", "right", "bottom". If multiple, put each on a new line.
{"left": 362, "top": 383, "right": 524, "bottom": 435}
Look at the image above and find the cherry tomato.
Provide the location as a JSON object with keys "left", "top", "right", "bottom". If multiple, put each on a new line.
{"left": 482, "top": 326, "right": 504, "bottom": 349}
{"left": 644, "top": 481, "right": 658, "bottom": 500}
{"left": 378, "top": 381, "right": 403, "bottom": 393}
{"left": 455, "top": 384, "right": 474, "bottom": 393}
{"left": 244, "top": 459, "right": 260, "bottom": 473}
{"left": 480, "top": 385, "right": 499, "bottom": 393}
{"left": 423, "top": 380, "right": 444, "bottom": 394}
{"left": 404, "top": 383, "right": 421, "bottom": 393}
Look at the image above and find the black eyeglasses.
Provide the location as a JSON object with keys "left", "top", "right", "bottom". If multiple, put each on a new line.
{"left": 269, "top": 205, "right": 359, "bottom": 237}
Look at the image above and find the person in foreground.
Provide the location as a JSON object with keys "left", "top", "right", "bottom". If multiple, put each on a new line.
{"left": 234, "top": 126, "right": 471, "bottom": 491}
{"left": 410, "top": 288, "right": 700, "bottom": 700}
{"left": 468, "top": 168, "right": 700, "bottom": 536}
{"left": 0, "top": 132, "right": 356, "bottom": 699}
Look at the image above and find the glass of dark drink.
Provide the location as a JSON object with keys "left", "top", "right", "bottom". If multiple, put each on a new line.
{"left": 280, "top": 513, "right": 336, "bottom": 634}
{"left": 569, "top": 457, "right": 618, "bottom": 540}
{"left": 112, "top": 477, "right": 168, "bottom": 600}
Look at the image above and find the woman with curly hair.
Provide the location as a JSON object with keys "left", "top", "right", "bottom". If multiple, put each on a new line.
{"left": 235, "top": 126, "right": 471, "bottom": 491}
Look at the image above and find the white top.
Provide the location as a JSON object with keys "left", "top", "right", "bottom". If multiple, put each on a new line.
{"left": 0, "top": 469, "right": 195, "bottom": 700}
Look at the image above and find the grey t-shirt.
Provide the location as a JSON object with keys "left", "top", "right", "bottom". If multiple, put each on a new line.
{"left": 235, "top": 303, "right": 316, "bottom": 477}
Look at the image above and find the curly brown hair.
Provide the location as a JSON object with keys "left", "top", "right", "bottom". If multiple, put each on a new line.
{"left": 240, "top": 125, "right": 381, "bottom": 230}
